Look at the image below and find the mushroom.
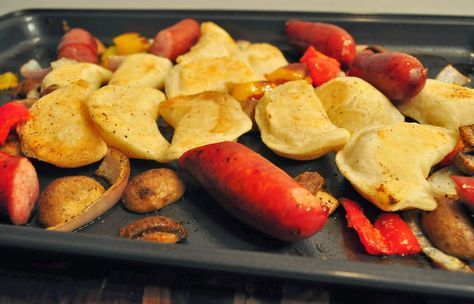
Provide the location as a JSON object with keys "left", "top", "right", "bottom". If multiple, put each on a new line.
{"left": 454, "top": 124, "right": 474, "bottom": 175}
{"left": 119, "top": 216, "right": 187, "bottom": 244}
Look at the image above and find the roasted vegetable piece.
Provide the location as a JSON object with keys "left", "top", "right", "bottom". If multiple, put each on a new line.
{"left": 440, "top": 140, "right": 464, "bottom": 168}
{"left": 341, "top": 198, "right": 389, "bottom": 255}
{"left": 0, "top": 152, "right": 39, "bottom": 225}
{"left": 47, "top": 148, "right": 130, "bottom": 232}
{"left": 0, "top": 101, "right": 31, "bottom": 145}
{"left": 374, "top": 213, "right": 421, "bottom": 255}
{"left": 404, "top": 210, "right": 472, "bottom": 272}
{"left": 454, "top": 124, "right": 474, "bottom": 175}
{"left": 299, "top": 46, "right": 341, "bottom": 86}
{"left": 421, "top": 198, "right": 474, "bottom": 260}
{"left": 230, "top": 81, "right": 275, "bottom": 121}
{"left": 122, "top": 168, "right": 185, "bottom": 213}
{"left": 113, "top": 32, "right": 151, "bottom": 55}
{"left": 347, "top": 49, "right": 427, "bottom": 101}
{"left": 341, "top": 198, "right": 421, "bottom": 255}
{"left": 119, "top": 215, "right": 187, "bottom": 244}
{"left": 0, "top": 72, "right": 19, "bottom": 90}
{"left": 294, "top": 171, "right": 339, "bottom": 214}
{"left": 451, "top": 175, "right": 474, "bottom": 210}
{"left": 179, "top": 141, "right": 328, "bottom": 241}
{"left": 57, "top": 28, "right": 99, "bottom": 63}
{"left": 149, "top": 18, "right": 201, "bottom": 61}
{"left": 285, "top": 19, "right": 356, "bottom": 67}
{"left": 265, "top": 63, "right": 310, "bottom": 84}
{"left": 38, "top": 176, "right": 106, "bottom": 228}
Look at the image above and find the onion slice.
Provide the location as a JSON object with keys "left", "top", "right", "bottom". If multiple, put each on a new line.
{"left": 402, "top": 210, "right": 472, "bottom": 272}
{"left": 428, "top": 165, "right": 462, "bottom": 200}
{"left": 20, "top": 59, "right": 51, "bottom": 80}
{"left": 435, "top": 64, "right": 471, "bottom": 86}
{"left": 48, "top": 148, "right": 130, "bottom": 232}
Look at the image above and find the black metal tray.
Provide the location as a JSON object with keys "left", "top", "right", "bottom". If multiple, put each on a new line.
{"left": 0, "top": 9, "right": 473, "bottom": 298}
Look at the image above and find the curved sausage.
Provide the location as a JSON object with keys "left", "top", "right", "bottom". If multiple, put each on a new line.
{"left": 149, "top": 18, "right": 201, "bottom": 61}
{"left": 0, "top": 152, "right": 39, "bottom": 225}
{"left": 179, "top": 141, "right": 328, "bottom": 241}
{"left": 285, "top": 19, "right": 356, "bottom": 67}
{"left": 347, "top": 49, "right": 427, "bottom": 101}
{"left": 58, "top": 43, "right": 99, "bottom": 64}
{"left": 57, "top": 28, "right": 99, "bottom": 63}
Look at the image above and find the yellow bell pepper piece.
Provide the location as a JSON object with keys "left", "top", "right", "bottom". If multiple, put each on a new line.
{"left": 266, "top": 63, "right": 311, "bottom": 84}
{"left": 113, "top": 32, "right": 151, "bottom": 55}
{"left": 231, "top": 81, "right": 275, "bottom": 102}
{"left": 0, "top": 72, "right": 19, "bottom": 90}
{"left": 100, "top": 46, "right": 118, "bottom": 69}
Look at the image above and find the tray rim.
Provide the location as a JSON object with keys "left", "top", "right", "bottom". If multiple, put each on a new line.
{"left": 1, "top": 224, "right": 473, "bottom": 298}
{"left": 0, "top": 8, "right": 473, "bottom": 299}
{"left": 1, "top": 8, "right": 474, "bottom": 25}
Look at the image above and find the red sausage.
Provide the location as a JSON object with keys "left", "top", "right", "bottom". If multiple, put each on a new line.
{"left": 0, "top": 152, "right": 39, "bottom": 225}
{"left": 149, "top": 18, "right": 201, "bottom": 61}
{"left": 58, "top": 43, "right": 99, "bottom": 64}
{"left": 57, "top": 28, "right": 99, "bottom": 63}
{"left": 179, "top": 141, "right": 328, "bottom": 241}
{"left": 285, "top": 19, "right": 356, "bottom": 67}
{"left": 347, "top": 49, "right": 427, "bottom": 101}
{"left": 58, "top": 28, "right": 97, "bottom": 50}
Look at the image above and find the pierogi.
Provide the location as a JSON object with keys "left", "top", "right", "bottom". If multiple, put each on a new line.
{"left": 109, "top": 53, "right": 172, "bottom": 89}
{"left": 335, "top": 122, "right": 458, "bottom": 211}
{"left": 398, "top": 79, "right": 474, "bottom": 131}
{"left": 315, "top": 77, "right": 404, "bottom": 134}
{"left": 255, "top": 80, "right": 351, "bottom": 160}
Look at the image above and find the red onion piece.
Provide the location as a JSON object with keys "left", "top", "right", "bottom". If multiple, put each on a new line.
{"left": 48, "top": 148, "right": 130, "bottom": 232}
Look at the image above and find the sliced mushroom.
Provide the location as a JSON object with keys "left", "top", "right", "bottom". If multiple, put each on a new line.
{"left": 421, "top": 197, "right": 474, "bottom": 260}
{"left": 454, "top": 125, "right": 474, "bottom": 175}
{"left": 403, "top": 210, "right": 472, "bottom": 272}
{"left": 122, "top": 168, "right": 185, "bottom": 213}
{"left": 119, "top": 216, "right": 187, "bottom": 244}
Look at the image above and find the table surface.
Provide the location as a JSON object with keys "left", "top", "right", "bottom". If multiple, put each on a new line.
{"left": 1, "top": 247, "right": 473, "bottom": 304}
{"left": 1, "top": 2, "right": 473, "bottom": 303}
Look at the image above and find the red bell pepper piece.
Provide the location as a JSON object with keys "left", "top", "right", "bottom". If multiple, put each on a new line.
{"left": 341, "top": 198, "right": 421, "bottom": 255}
{"left": 299, "top": 46, "right": 341, "bottom": 87}
{"left": 0, "top": 101, "right": 31, "bottom": 145}
{"left": 374, "top": 213, "right": 421, "bottom": 255}
{"left": 451, "top": 175, "right": 474, "bottom": 210}
{"left": 439, "top": 140, "right": 464, "bottom": 167}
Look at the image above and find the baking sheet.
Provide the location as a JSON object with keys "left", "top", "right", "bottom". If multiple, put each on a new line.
{"left": 0, "top": 9, "right": 473, "bottom": 298}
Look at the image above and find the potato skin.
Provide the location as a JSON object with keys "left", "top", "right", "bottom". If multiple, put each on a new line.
{"left": 122, "top": 168, "right": 185, "bottom": 213}
{"left": 38, "top": 176, "right": 105, "bottom": 227}
{"left": 421, "top": 198, "right": 474, "bottom": 260}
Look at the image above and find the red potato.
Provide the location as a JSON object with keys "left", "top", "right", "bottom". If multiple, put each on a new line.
{"left": 0, "top": 152, "right": 39, "bottom": 225}
{"left": 57, "top": 28, "right": 99, "bottom": 63}
{"left": 179, "top": 141, "right": 328, "bottom": 241}
{"left": 347, "top": 49, "right": 427, "bottom": 101}
{"left": 149, "top": 18, "right": 201, "bottom": 61}
{"left": 285, "top": 19, "right": 356, "bottom": 67}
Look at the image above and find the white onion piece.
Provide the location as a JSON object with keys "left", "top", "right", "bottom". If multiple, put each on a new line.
{"left": 20, "top": 59, "right": 51, "bottom": 80}
{"left": 403, "top": 210, "right": 472, "bottom": 272}
{"left": 435, "top": 64, "right": 471, "bottom": 86}
{"left": 428, "top": 166, "right": 462, "bottom": 200}
{"left": 107, "top": 55, "right": 126, "bottom": 71}
{"left": 48, "top": 148, "right": 130, "bottom": 232}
